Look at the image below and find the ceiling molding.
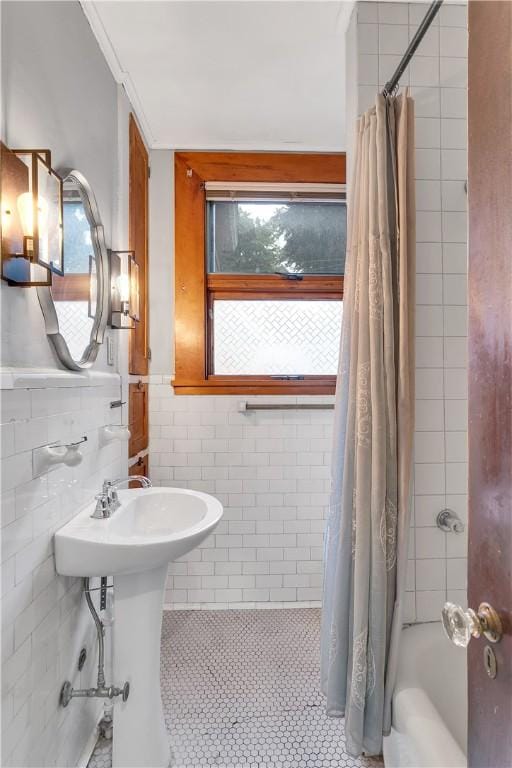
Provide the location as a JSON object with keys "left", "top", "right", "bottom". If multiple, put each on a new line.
{"left": 80, "top": 0, "right": 156, "bottom": 148}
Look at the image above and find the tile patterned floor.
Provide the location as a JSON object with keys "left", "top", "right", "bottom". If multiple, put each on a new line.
{"left": 88, "top": 608, "right": 383, "bottom": 768}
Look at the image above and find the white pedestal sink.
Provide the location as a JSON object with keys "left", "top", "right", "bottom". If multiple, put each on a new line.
{"left": 54, "top": 487, "right": 223, "bottom": 768}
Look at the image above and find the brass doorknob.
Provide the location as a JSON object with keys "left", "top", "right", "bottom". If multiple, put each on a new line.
{"left": 442, "top": 602, "right": 503, "bottom": 647}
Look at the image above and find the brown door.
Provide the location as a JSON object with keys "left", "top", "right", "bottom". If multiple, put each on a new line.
{"left": 468, "top": 3, "right": 512, "bottom": 767}
{"left": 129, "top": 113, "right": 149, "bottom": 375}
{"left": 128, "top": 381, "right": 148, "bottom": 457}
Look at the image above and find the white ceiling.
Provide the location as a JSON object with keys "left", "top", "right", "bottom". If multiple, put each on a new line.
{"left": 83, "top": 1, "right": 353, "bottom": 151}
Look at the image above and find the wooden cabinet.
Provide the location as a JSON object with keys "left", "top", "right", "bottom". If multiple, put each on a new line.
{"left": 129, "top": 114, "right": 149, "bottom": 374}
{"left": 128, "top": 382, "right": 148, "bottom": 457}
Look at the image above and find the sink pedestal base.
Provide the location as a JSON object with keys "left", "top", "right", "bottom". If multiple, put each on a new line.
{"left": 112, "top": 565, "right": 170, "bottom": 768}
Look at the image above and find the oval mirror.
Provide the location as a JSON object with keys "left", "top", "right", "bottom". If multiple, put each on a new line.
{"left": 37, "top": 170, "right": 110, "bottom": 370}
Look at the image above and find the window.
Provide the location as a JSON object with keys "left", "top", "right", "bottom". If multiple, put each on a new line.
{"left": 174, "top": 152, "right": 346, "bottom": 395}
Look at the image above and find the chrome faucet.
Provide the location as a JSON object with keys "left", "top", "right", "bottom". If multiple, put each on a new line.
{"left": 91, "top": 475, "right": 152, "bottom": 519}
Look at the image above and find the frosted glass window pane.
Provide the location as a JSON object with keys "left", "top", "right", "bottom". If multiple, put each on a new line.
{"left": 213, "top": 300, "right": 342, "bottom": 375}
{"left": 208, "top": 201, "right": 346, "bottom": 275}
{"left": 54, "top": 301, "right": 93, "bottom": 362}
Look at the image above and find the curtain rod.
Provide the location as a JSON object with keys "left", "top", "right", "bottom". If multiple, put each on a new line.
{"left": 382, "top": 0, "right": 444, "bottom": 97}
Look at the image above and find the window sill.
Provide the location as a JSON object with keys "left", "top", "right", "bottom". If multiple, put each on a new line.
{"left": 171, "top": 376, "right": 336, "bottom": 396}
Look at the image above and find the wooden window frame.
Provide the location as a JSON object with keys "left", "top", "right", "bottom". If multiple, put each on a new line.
{"left": 173, "top": 151, "right": 346, "bottom": 396}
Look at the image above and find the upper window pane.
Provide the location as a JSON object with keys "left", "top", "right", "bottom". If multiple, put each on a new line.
{"left": 63, "top": 201, "right": 92, "bottom": 274}
{"left": 207, "top": 201, "right": 346, "bottom": 275}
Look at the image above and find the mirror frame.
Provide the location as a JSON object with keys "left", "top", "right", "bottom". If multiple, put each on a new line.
{"left": 37, "top": 170, "right": 110, "bottom": 371}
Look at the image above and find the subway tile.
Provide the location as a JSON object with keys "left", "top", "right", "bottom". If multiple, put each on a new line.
{"left": 416, "top": 590, "right": 446, "bottom": 621}
{"left": 440, "top": 4, "right": 467, "bottom": 28}
{"left": 444, "top": 337, "right": 467, "bottom": 368}
{"left": 441, "top": 181, "right": 467, "bottom": 212}
{"left": 415, "top": 369, "right": 444, "bottom": 399}
{"left": 415, "top": 117, "right": 441, "bottom": 149}
{"left": 443, "top": 306, "right": 468, "bottom": 336}
{"left": 446, "top": 558, "right": 467, "bottom": 590}
{"left": 379, "top": 24, "right": 409, "bottom": 55}
{"left": 1, "top": 422, "right": 15, "bottom": 458}
{"left": 410, "top": 56, "right": 439, "bottom": 87}
{"left": 441, "top": 88, "right": 467, "bottom": 119}
{"left": 440, "top": 57, "right": 467, "bottom": 89}
{"left": 416, "top": 337, "right": 444, "bottom": 368}
{"left": 1, "top": 490, "right": 16, "bottom": 528}
{"left": 358, "top": 23, "right": 379, "bottom": 54}
{"left": 445, "top": 431, "right": 467, "bottom": 463}
{"left": 415, "top": 526, "right": 446, "bottom": 558}
{"left": 415, "top": 149, "right": 441, "bottom": 180}
{"left": 403, "top": 591, "right": 416, "bottom": 623}
{"left": 358, "top": 85, "right": 378, "bottom": 114}
{"left": 440, "top": 27, "right": 467, "bottom": 58}
{"left": 415, "top": 431, "right": 445, "bottom": 463}
{"left": 379, "top": 55, "right": 409, "bottom": 86}
{"left": 414, "top": 462, "right": 445, "bottom": 495}
{"left": 416, "top": 180, "right": 441, "bottom": 212}
{"left": 408, "top": 23, "right": 439, "bottom": 57}
{"left": 443, "top": 274, "right": 467, "bottom": 305}
{"left": 409, "top": 3, "right": 439, "bottom": 27}
{"left": 1, "top": 390, "right": 31, "bottom": 424}
{"left": 415, "top": 400, "right": 444, "bottom": 432}
{"left": 444, "top": 368, "right": 468, "bottom": 399}
{"left": 415, "top": 495, "right": 446, "bottom": 527}
{"left": 416, "top": 558, "right": 446, "bottom": 591}
{"left": 416, "top": 274, "right": 443, "bottom": 304}
{"left": 416, "top": 243, "right": 442, "bottom": 274}
{"left": 358, "top": 53, "right": 379, "bottom": 85}
{"left": 379, "top": 2, "right": 409, "bottom": 24}
{"left": 416, "top": 305, "right": 444, "bottom": 336}
{"left": 358, "top": 2, "right": 378, "bottom": 23}
{"left": 441, "top": 149, "right": 467, "bottom": 181}
{"left": 446, "top": 462, "right": 468, "bottom": 495}
{"left": 0, "top": 452, "right": 32, "bottom": 493}
{"left": 441, "top": 119, "right": 467, "bottom": 151}
{"left": 445, "top": 400, "right": 468, "bottom": 432}
{"left": 411, "top": 86, "right": 440, "bottom": 117}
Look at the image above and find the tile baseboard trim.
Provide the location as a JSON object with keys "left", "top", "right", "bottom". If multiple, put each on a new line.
{"left": 163, "top": 600, "right": 322, "bottom": 611}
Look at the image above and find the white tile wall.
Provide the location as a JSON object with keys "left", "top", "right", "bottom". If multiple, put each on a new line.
{"left": 356, "top": 1, "right": 468, "bottom": 623}
{"left": 147, "top": 2, "right": 468, "bottom": 622}
{"left": 1, "top": 375, "right": 126, "bottom": 766}
{"left": 148, "top": 385, "right": 332, "bottom": 608}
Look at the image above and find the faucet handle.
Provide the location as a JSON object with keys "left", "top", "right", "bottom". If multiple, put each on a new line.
{"left": 102, "top": 479, "right": 120, "bottom": 511}
{"left": 91, "top": 493, "right": 110, "bottom": 519}
{"left": 436, "top": 508, "right": 465, "bottom": 534}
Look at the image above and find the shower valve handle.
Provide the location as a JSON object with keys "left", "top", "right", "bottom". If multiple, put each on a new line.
{"left": 442, "top": 601, "right": 503, "bottom": 647}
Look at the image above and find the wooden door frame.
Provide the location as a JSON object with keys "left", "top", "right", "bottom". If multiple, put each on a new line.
{"left": 129, "top": 113, "right": 150, "bottom": 374}
{"left": 468, "top": 3, "right": 512, "bottom": 766}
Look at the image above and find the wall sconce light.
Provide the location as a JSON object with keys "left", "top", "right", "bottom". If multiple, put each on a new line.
{"left": 1, "top": 143, "right": 63, "bottom": 285}
{"left": 110, "top": 250, "right": 140, "bottom": 329}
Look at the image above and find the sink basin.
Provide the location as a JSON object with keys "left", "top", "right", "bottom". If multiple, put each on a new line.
{"left": 55, "top": 486, "right": 223, "bottom": 576}
{"left": 54, "top": 486, "right": 223, "bottom": 768}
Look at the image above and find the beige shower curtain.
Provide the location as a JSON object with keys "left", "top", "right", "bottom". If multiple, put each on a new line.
{"left": 321, "top": 92, "right": 415, "bottom": 756}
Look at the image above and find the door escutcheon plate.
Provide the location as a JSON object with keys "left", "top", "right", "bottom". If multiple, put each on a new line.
{"left": 484, "top": 645, "right": 497, "bottom": 679}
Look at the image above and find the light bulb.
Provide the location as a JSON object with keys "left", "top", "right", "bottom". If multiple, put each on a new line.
{"left": 116, "top": 273, "right": 130, "bottom": 304}
{"left": 17, "top": 192, "right": 48, "bottom": 236}
{"left": 17, "top": 192, "right": 49, "bottom": 263}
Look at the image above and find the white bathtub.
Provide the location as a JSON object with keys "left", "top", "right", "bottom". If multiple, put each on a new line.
{"left": 383, "top": 622, "right": 467, "bottom": 768}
